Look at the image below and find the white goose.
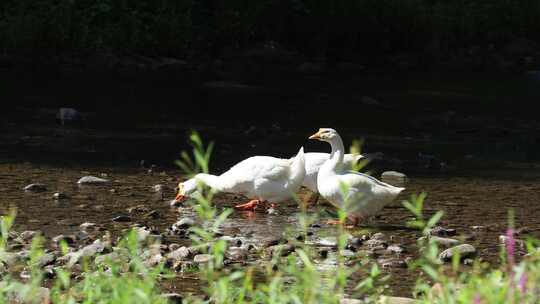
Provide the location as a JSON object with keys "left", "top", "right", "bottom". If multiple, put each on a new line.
{"left": 301, "top": 152, "right": 363, "bottom": 203}
{"left": 309, "top": 128, "right": 404, "bottom": 226}
{"left": 175, "top": 147, "right": 306, "bottom": 210}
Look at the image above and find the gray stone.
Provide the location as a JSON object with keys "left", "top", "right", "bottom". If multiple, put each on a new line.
{"left": 381, "top": 171, "right": 408, "bottom": 186}
{"left": 365, "top": 239, "right": 388, "bottom": 249}
{"left": 371, "top": 232, "right": 387, "bottom": 241}
{"left": 0, "top": 252, "right": 20, "bottom": 267}
{"left": 112, "top": 215, "right": 132, "bottom": 222}
{"left": 174, "top": 218, "right": 195, "bottom": 229}
{"left": 315, "top": 237, "right": 338, "bottom": 248}
{"left": 145, "top": 253, "right": 164, "bottom": 267}
{"left": 79, "top": 222, "right": 99, "bottom": 232}
{"left": 419, "top": 236, "right": 460, "bottom": 248}
{"left": 56, "top": 108, "right": 81, "bottom": 125}
{"left": 429, "top": 226, "right": 457, "bottom": 237}
{"left": 35, "top": 253, "right": 56, "bottom": 268}
{"left": 266, "top": 244, "right": 295, "bottom": 257}
{"left": 498, "top": 235, "right": 525, "bottom": 249}
{"left": 386, "top": 245, "right": 405, "bottom": 254}
{"left": 166, "top": 246, "right": 190, "bottom": 262}
{"left": 53, "top": 192, "right": 68, "bottom": 200}
{"left": 193, "top": 254, "right": 212, "bottom": 264}
{"left": 52, "top": 234, "right": 76, "bottom": 246}
{"left": 439, "top": 244, "right": 476, "bottom": 261}
{"left": 94, "top": 252, "right": 128, "bottom": 265}
{"left": 24, "top": 183, "right": 47, "bottom": 192}
{"left": 378, "top": 296, "right": 417, "bottom": 304}
{"left": 160, "top": 293, "right": 183, "bottom": 304}
{"left": 61, "top": 240, "right": 106, "bottom": 267}
{"left": 77, "top": 176, "right": 110, "bottom": 185}
{"left": 20, "top": 230, "right": 39, "bottom": 242}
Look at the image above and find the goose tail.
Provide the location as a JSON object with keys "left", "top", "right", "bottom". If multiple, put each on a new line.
{"left": 289, "top": 147, "right": 306, "bottom": 184}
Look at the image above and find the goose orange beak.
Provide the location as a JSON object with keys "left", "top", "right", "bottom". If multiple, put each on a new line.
{"left": 175, "top": 193, "right": 186, "bottom": 202}
{"left": 309, "top": 131, "right": 322, "bottom": 140}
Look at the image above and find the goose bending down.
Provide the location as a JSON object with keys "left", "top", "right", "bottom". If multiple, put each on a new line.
{"left": 175, "top": 147, "right": 306, "bottom": 211}
{"left": 301, "top": 152, "right": 363, "bottom": 204}
{"left": 308, "top": 128, "right": 404, "bottom": 226}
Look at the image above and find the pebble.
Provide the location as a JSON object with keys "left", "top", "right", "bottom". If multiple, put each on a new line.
{"left": 315, "top": 237, "right": 338, "bottom": 248}
{"left": 381, "top": 171, "right": 408, "bottom": 186}
{"left": 53, "top": 192, "right": 68, "bottom": 200}
{"left": 35, "top": 253, "right": 56, "bottom": 268}
{"left": 386, "top": 245, "right": 405, "bottom": 254}
{"left": 193, "top": 254, "right": 212, "bottom": 264}
{"left": 77, "top": 176, "right": 110, "bottom": 185}
{"left": 127, "top": 205, "right": 150, "bottom": 214}
{"left": 112, "top": 215, "right": 132, "bottom": 222}
{"left": 378, "top": 258, "right": 407, "bottom": 269}
{"left": 20, "top": 230, "right": 39, "bottom": 242}
{"left": 160, "top": 293, "right": 183, "bottom": 304}
{"left": 173, "top": 218, "right": 195, "bottom": 229}
{"left": 429, "top": 226, "right": 457, "bottom": 237}
{"left": 167, "top": 246, "right": 191, "bottom": 263}
{"left": 24, "top": 183, "right": 47, "bottom": 192}
{"left": 418, "top": 236, "right": 460, "bottom": 248}
{"left": 263, "top": 237, "right": 287, "bottom": 248}
{"left": 267, "top": 244, "right": 295, "bottom": 257}
{"left": 365, "top": 239, "right": 388, "bottom": 249}
{"left": 79, "top": 222, "right": 100, "bottom": 232}
{"left": 371, "top": 232, "right": 387, "bottom": 241}
{"left": 439, "top": 244, "right": 477, "bottom": 261}
{"left": 143, "top": 210, "right": 160, "bottom": 219}
{"left": 267, "top": 208, "right": 277, "bottom": 215}
{"left": 498, "top": 235, "right": 525, "bottom": 249}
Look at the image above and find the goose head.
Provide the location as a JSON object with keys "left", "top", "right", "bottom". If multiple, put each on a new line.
{"left": 174, "top": 178, "right": 197, "bottom": 202}
{"left": 308, "top": 128, "right": 339, "bottom": 142}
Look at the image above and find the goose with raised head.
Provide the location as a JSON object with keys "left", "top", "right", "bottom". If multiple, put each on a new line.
{"left": 175, "top": 147, "right": 306, "bottom": 211}
{"left": 301, "top": 152, "right": 363, "bottom": 204}
{"left": 309, "top": 128, "right": 404, "bottom": 226}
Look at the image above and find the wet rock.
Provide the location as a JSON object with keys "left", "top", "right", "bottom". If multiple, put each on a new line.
{"left": 52, "top": 192, "right": 68, "bottom": 200}
{"left": 378, "top": 258, "right": 407, "bottom": 269}
{"left": 471, "top": 225, "right": 486, "bottom": 230}
{"left": 267, "top": 207, "right": 277, "bottom": 215}
{"left": 0, "top": 252, "right": 20, "bottom": 267}
{"left": 77, "top": 176, "right": 110, "bottom": 185}
{"left": 52, "top": 234, "right": 76, "bottom": 246}
{"left": 386, "top": 245, "right": 405, "bottom": 254}
{"left": 60, "top": 240, "right": 106, "bottom": 267}
{"left": 439, "top": 244, "right": 476, "bottom": 262}
{"left": 95, "top": 251, "right": 128, "bottom": 265}
{"left": 226, "top": 247, "right": 248, "bottom": 262}
{"left": 371, "top": 232, "right": 387, "bottom": 241}
{"left": 365, "top": 239, "right": 388, "bottom": 249}
{"left": 347, "top": 237, "right": 365, "bottom": 249}
{"left": 429, "top": 226, "right": 457, "bottom": 237}
{"left": 153, "top": 184, "right": 168, "bottom": 193}
{"left": 167, "top": 246, "right": 191, "bottom": 266}
{"left": 174, "top": 218, "right": 195, "bottom": 229}
{"left": 378, "top": 296, "right": 417, "bottom": 304}
{"left": 193, "top": 254, "right": 212, "bottom": 264}
{"left": 267, "top": 244, "right": 295, "bottom": 257}
{"left": 24, "top": 183, "right": 47, "bottom": 192}
{"left": 463, "top": 258, "right": 474, "bottom": 265}
{"left": 381, "top": 171, "right": 408, "bottom": 186}
{"left": 35, "top": 253, "right": 56, "bottom": 268}
{"left": 112, "top": 215, "right": 132, "bottom": 222}
{"left": 160, "top": 293, "right": 183, "bottom": 304}
{"left": 419, "top": 236, "right": 460, "bottom": 248}
{"left": 315, "top": 237, "right": 338, "bottom": 248}
{"left": 263, "top": 237, "right": 287, "bottom": 248}
{"left": 79, "top": 222, "right": 100, "bottom": 233}
{"left": 20, "top": 231, "right": 39, "bottom": 242}
{"left": 56, "top": 107, "right": 81, "bottom": 125}
{"left": 498, "top": 235, "right": 525, "bottom": 249}
{"left": 515, "top": 227, "right": 531, "bottom": 235}
{"left": 145, "top": 253, "right": 164, "bottom": 267}
{"left": 143, "top": 210, "right": 160, "bottom": 219}
{"left": 127, "top": 205, "right": 150, "bottom": 214}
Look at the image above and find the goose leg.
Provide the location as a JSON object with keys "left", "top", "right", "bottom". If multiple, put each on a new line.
{"left": 234, "top": 199, "right": 261, "bottom": 211}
